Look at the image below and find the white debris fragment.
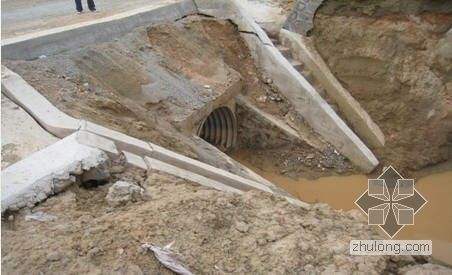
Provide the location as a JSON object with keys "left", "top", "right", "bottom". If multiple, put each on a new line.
{"left": 25, "top": 211, "right": 57, "bottom": 222}
{"left": 141, "top": 242, "right": 193, "bottom": 275}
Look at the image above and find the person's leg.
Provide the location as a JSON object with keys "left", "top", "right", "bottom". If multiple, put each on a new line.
{"left": 75, "top": 0, "right": 83, "bottom": 12}
{"left": 87, "top": 0, "right": 96, "bottom": 11}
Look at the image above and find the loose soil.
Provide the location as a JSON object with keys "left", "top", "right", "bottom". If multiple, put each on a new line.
{"left": 312, "top": 0, "right": 452, "bottom": 175}
{"left": 1, "top": 167, "right": 445, "bottom": 274}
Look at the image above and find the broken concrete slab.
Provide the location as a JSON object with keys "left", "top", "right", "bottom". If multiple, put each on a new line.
{"left": 1, "top": 0, "right": 197, "bottom": 60}
{"left": 1, "top": 133, "right": 108, "bottom": 212}
{"left": 1, "top": 96, "right": 59, "bottom": 169}
{"left": 279, "top": 29, "right": 385, "bottom": 148}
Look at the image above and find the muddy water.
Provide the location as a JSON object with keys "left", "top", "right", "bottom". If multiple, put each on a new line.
{"left": 233, "top": 153, "right": 452, "bottom": 265}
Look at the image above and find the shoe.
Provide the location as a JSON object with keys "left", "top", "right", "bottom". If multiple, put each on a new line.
{"left": 76, "top": 11, "right": 83, "bottom": 14}
{"left": 90, "top": 9, "right": 98, "bottom": 12}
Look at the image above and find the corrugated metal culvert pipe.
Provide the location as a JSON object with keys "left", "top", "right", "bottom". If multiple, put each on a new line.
{"left": 197, "top": 107, "right": 237, "bottom": 152}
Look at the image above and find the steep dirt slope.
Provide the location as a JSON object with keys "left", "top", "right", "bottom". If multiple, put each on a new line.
{"left": 312, "top": 0, "right": 452, "bottom": 173}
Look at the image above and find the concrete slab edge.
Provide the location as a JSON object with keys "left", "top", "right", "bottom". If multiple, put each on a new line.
{"left": 279, "top": 29, "right": 385, "bottom": 148}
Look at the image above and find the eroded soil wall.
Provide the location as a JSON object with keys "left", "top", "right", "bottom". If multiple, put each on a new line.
{"left": 313, "top": 0, "right": 452, "bottom": 173}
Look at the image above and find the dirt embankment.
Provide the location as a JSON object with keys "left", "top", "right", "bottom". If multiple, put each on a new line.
{"left": 2, "top": 166, "right": 444, "bottom": 274}
{"left": 312, "top": 0, "right": 452, "bottom": 174}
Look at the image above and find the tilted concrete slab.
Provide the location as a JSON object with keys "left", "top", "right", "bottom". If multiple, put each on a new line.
{"left": 144, "top": 155, "right": 242, "bottom": 194}
{"left": 240, "top": 33, "right": 378, "bottom": 172}
{"left": 148, "top": 143, "right": 273, "bottom": 193}
{"left": 1, "top": 0, "right": 197, "bottom": 60}
{"left": 1, "top": 133, "right": 108, "bottom": 212}
{"left": 236, "top": 95, "right": 304, "bottom": 144}
{"left": 279, "top": 29, "right": 385, "bottom": 148}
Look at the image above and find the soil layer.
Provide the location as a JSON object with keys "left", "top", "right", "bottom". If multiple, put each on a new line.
{"left": 312, "top": 0, "right": 452, "bottom": 174}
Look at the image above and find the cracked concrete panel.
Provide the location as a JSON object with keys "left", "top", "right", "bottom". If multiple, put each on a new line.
{"left": 1, "top": 96, "right": 59, "bottom": 169}
{"left": 1, "top": 133, "right": 109, "bottom": 212}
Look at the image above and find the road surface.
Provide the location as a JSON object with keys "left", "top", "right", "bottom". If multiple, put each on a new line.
{"left": 1, "top": 0, "right": 179, "bottom": 39}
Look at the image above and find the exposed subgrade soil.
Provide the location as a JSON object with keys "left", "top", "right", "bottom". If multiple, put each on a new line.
{"left": 312, "top": 0, "right": 452, "bottom": 174}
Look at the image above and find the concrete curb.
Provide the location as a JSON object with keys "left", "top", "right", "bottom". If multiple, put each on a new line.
{"left": 1, "top": 0, "right": 197, "bottom": 60}
{"left": 1, "top": 133, "right": 108, "bottom": 212}
{"left": 279, "top": 29, "right": 385, "bottom": 148}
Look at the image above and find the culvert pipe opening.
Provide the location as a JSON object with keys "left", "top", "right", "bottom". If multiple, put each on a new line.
{"left": 197, "top": 107, "right": 237, "bottom": 152}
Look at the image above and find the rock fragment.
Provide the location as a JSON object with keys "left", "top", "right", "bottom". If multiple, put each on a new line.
{"left": 106, "top": 181, "right": 150, "bottom": 207}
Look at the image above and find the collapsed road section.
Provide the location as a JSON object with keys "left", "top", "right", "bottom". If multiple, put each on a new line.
{"left": 1, "top": 0, "right": 451, "bottom": 273}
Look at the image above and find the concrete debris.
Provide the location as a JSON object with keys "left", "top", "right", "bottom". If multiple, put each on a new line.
{"left": 106, "top": 181, "right": 150, "bottom": 207}
{"left": 1, "top": 133, "right": 109, "bottom": 212}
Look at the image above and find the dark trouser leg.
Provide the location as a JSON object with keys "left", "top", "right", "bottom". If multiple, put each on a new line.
{"left": 75, "top": 0, "right": 83, "bottom": 12}
{"left": 87, "top": 0, "right": 96, "bottom": 11}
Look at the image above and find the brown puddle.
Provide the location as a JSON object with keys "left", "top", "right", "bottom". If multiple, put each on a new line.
{"left": 233, "top": 152, "right": 452, "bottom": 265}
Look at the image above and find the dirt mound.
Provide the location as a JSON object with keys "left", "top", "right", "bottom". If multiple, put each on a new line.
{"left": 312, "top": 0, "right": 452, "bottom": 174}
{"left": 1, "top": 168, "right": 440, "bottom": 274}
